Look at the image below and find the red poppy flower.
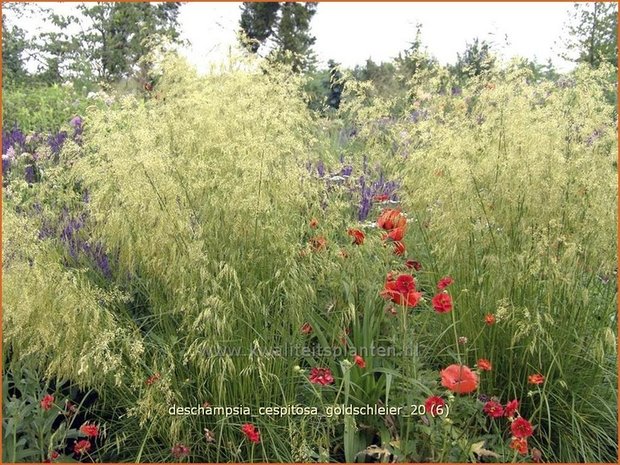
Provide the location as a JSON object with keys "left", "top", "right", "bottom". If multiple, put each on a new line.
{"left": 146, "top": 373, "right": 161, "bottom": 386}
{"left": 504, "top": 399, "right": 519, "bottom": 418}
{"left": 40, "top": 394, "right": 54, "bottom": 411}
{"left": 47, "top": 451, "right": 60, "bottom": 462}
{"left": 431, "top": 293, "right": 453, "bottom": 313}
{"left": 377, "top": 208, "right": 406, "bottom": 230}
{"left": 383, "top": 225, "right": 406, "bottom": 242}
{"left": 347, "top": 228, "right": 365, "bottom": 245}
{"left": 424, "top": 396, "right": 445, "bottom": 417}
{"left": 73, "top": 440, "right": 91, "bottom": 455}
{"left": 373, "top": 194, "right": 390, "bottom": 202}
{"left": 309, "top": 236, "right": 326, "bottom": 251}
{"left": 484, "top": 314, "right": 496, "bottom": 325}
{"left": 301, "top": 323, "right": 313, "bottom": 334}
{"left": 437, "top": 276, "right": 454, "bottom": 290}
{"left": 509, "top": 437, "right": 528, "bottom": 455}
{"left": 405, "top": 259, "right": 422, "bottom": 271}
{"left": 393, "top": 241, "right": 406, "bottom": 256}
{"left": 528, "top": 373, "right": 545, "bottom": 385}
{"left": 309, "top": 218, "right": 319, "bottom": 229}
{"left": 440, "top": 364, "right": 478, "bottom": 394}
{"left": 511, "top": 417, "right": 534, "bottom": 438}
{"left": 171, "top": 443, "right": 190, "bottom": 459}
{"left": 309, "top": 367, "right": 334, "bottom": 385}
{"left": 483, "top": 400, "right": 504, "bottom": 418}
{"left": 476, "top": 358, "right": 492, "bottom": 371}
{"left": 353, "top": 355, "right": 366, "bottom": 368}
{"left": 380, "top": 273, "right": 422, "bottom": 308}
{"left": 80, "top": 424, "right": 99, "bottom": 438}
{"left": 241, "top": 423, "right": 260, "bottom": 444}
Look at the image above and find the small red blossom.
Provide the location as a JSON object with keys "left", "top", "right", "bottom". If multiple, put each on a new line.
{"left": 504, "top": 399, "right": 519, "bottom": 418}
{"left": 484, "top": 313, "right": 496, "bottom": 325}
{"left": 483, "top": 400, "right": 504, "bottom": 418}
{"left": 393, "top": 241, "right": 406, "bottom": 256}
{"left": 476, "top": 358, "right": 492, "bottom": 371}
{"left": 405, "top": 259, "right": 422, "bottom": 271}
{"left": 437, "top": 276, "right": 454, "bottom": 290}
{"left": 373, "top": 194, "right": 390, "bottom": 202}
{"left": 40, "top": 394, "right": 54, "bottom": 411}
{"left": 309, "top": 218, "right": 319, "bottom": 229}
{"left": 383, "top": 225, "right": 406, "bottom": 242}
{"left": 47, "top": 451, "right": 60, "bottom": 462}
{"left": 431, "top": 292, "right": 453, "bottom": 313}
{"left": 424, "top": 396, "right": 445, "bottom": 417}
{"left": 309, "top": 236, "right": 327, "bottom": 251}
{"left": 309, "top": 367, "right": 334, "bottom": 385}
{"left": 347, "top": 228, "right": 365, "bottom": 245}
{"left": 146, "top": 372, "right": 161, "bottom": 386}
{"left": 509, "top": 437, "right": 528, "bottom": 455}
{"left": 301, "top": 323, "right": 313, "bottom": 335}
{"left": 380, "top": 273, "right": 422, "bottom": 308}
{"left": 377, "top": 208, "right": 407, "bottom": 230}
{"left": 241, "top": 423, "right": 260, "bottom": 444}
{"left": 511, "top": 417, "right": 534, "bottom": 438}
{"left": 440, "top": 364, "right": 478, "bottom": 394}
{"left": 353, "top": 355, "right": 366, "bottom": 368}
{"left": 73, "top": 440, "right": 91, "bottom": 456}
{"left": 171, "top": 443, "right": 190, "bottom": 459}
{"left": 79, "top": 423, "right": 99, "bottom": 438}
{"left": 528, "top": 373, "right": 545, "bottom": 385}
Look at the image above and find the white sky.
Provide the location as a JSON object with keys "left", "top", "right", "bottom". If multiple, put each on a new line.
{"left": 7, "top": 2, "right": 576, "bottom": 73}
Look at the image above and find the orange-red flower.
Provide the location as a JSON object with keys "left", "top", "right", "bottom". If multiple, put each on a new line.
{"left": 353, "top": 355, "right": 366, "bottom": 368}
{"left": 483, "top": 400, "right": 504, "bottom": 418}
{"left": 347, "top": 228, "right": 365, "bottom": 245}
{"left": 377, "top": 208, "right": 406, "bottom": 231}
{"left": 431, "top": 293, "right": 452, "bottom": 313}
{"left": 504, "top": 399, "right": 519, "bottom": 418}
{"left": 437, "top": 276, "right": 454, "bottom": 290}
{"left": 309, "top": 218, "right": 319, "bottom": 229}
{"left": 384, "top": 225, "right": 406, "bottom": 242}
{"left": 528, "top": 373, "right": 545, "bottom": 385}
{"left": 79, "top": 424, "right": 99, "bottom": 438}
{"left": 40, "top": 394, "right": 54, "bottom": 411}
{"left": 309, "top": 236, "right": 326, "bottom": 251}
{"left": 509, "top": 437, "right": 528, "bottom": 455}
{"left": 73, "top": 440, "right": 91, "bottom": 456}
{"left": 484, "top": 313, "right": 496, "bottom": 325}
{"left": 373, "top": 194, "right": 390, "bottom": 202}
{"left": 477, "top": 358, "right": 492, "bottom": 371}
{"left": 424, "top": 396, "right": 445, "bottom": 417}
{"left": 309, "top": 367, "right": 334, "bottom": 385}
{"left": 301, "top": 323, "right": 313, "bottom": 335}
{"left": 393, "top": 241, "right": 406, "bottom": 256}
{"left": 241, "top": 423, "right": 260, "bottom": 444}
{"left": 380, "top": 273, "right": 422, "bottom": 308}
{"left": 405, "top": 259, "right": 422, "bottom": 271}
{"left": 440, "top": 364, "right": 478, "bottom": 394}
{"left": 511, "top": 417, "right": 534, "bottom": 438}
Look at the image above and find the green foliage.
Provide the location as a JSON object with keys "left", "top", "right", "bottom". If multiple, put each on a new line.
{"left": 451, "top": 37, "right": 497, "bottom": 83}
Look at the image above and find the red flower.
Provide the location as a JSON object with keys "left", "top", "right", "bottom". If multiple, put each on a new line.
{"left": 528, "top": 373, "right": 545, "bottom": 385}
{"left": 309, "top": 218, "right": 319, "bottom": 229}
{"left": 476, "top": 358, "right": 492, "bottom": 371}
{"left": 483, "top": 400, "right": 504, "bottom": 418}
{"left": 241, "top": 423, "right": 260, "bottom": 444}
{"left": 301, "top": 323, "right": 313, "bottom": 334}
{"left": 353, "top": 355, "right": 366, "bottom": 368}
{"left": 383, "top": 225, "right": 406, "bottom": 242}
{"left": 437, "top": 276, "right": 454, "bottom": 290}
{"left": 73, "top": 440, "right": 91, "bottom": 456}
{"left": 511, "top": 417, "right": 534, "bottom": 438}
{"left": 380, "top": 273, "right": 422, "bottom": 308}
{"left": 309, "top": 236, "right": 327, "bottom": 251}
{"left": 440, "top": 364, "right": 478, "bottom": 394}
{"left": 431, "top": 293, "right": 452, "bottom": 313}
{"left": 146, "top": 372, "right": 161, "bottom": 386}
{"left": 373, "top": 194, "right": 390, "bottom": 202}
{"left": 504, "top": 399, "right": 519, "bottom": 418}
{"left": 80, "top": 423, "right": 99, "bottom": 438}
{"left": 46, "top": 451, "right": 60, "bottom": 462}
{"left": 424, "top": 396, "right": 445, "bottom": 417}
{"left": 309, "top": 367, "right": 334, "bottom": 385}
{"left": 347, "top": 228, "right": 365, "bottom": 245}
{"left": 405, "top": 259, "right": 422, "bottom": 271}
{"left": 171, "top": 443, "right": 190, "bottom": 459}
{"left": 509, "top": 437, "right": 528, "bottom": 455}
{"left": 484, "top": 313, "right": 496, "bottom": 325}
{"left": 393, "top": 241, "right": 406, "bottom": 256}
{"left": 377, "top": 208, "right": 406, "bottom": 230}
{"left": 40, "top": 394, "right": 54, "bottom": 411}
